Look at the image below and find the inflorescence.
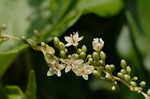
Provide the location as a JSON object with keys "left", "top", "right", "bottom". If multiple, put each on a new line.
{"left": 0, "top": 25, "right": 150, "bottom": 99}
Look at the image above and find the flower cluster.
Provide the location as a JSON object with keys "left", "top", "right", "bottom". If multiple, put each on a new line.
{"left": 1, "top": 27, "right": 150, "bottom": 99}
{"left": 39, "top": 32, "right": 150, "bottom": 99}
{"left": 40, "top": 32, "right": 99, "bottom": 80}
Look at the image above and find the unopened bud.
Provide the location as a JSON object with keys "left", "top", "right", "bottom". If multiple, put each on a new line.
{"left": 124, "top": 74, "right": 131, "bottom": 81}
{"left": 133, "top": 76, "right": 138, "bottom": 81}
{"left": 53, "top": 37, "right": 60, "bottom": 45}
{"left": 59, "top": 42, "right": 65, "bottom": 50}
{"left": 126, "top": 66, "right": 131, "bottom": 74}
{"left": 130, "top": 81, "right": 137, "bottom": 87}
{"left": 121, "top": 59, "right": 127, "bottom": 68}
{"left": 93, "top": 52, "right": 99, "bottom": 61}
{"left": 100, "top": 51, "right": 106, "bottom": 60}
{"left": 140, "top": 81, "right": 146, "bottom": 87}
{"left": 93, "top": 70, "right": 101, "bottom": 78}
{"left": 87, "top": 55, "right": 92, "bottom": 59}
{"left": 81, "top": 45, "right": 87, "bottom": 52}
{"left": 112, "top": 86, "right": 116, "bottom": 91}
{"left": 120, "top": 69, "right": 126, "bottom": 74}
{"left": 80, "top": 52, "right": 86, "bottom": 59}
{"left": 72, "top": 54, "right": 79, "bottom": 59}
{"left": 117, "top": 72, "right": 123, "bottom": 78}
{"left": 110, "top": 64, "right": 115, "bottom": 71}
{"left": 77, "top": 48, "right": 82, "bottom": 54}
{"left": 147, "top": 89, "right": 150, "bottom": 96}
{"left": 105, "top": 65, "right": 111, "bottom": 72}
{"left": 60, "top": 50, "right": 66, "bottom": 58}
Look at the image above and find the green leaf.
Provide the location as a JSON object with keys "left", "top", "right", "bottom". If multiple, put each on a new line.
{"left": 0, "top": 53, "right": 17, "bottom": 76}
{"left": 124, "top": 0, "right": 150, "bottom": 72}
{"left": 0, "top": 0, "right": 32, "bottom": 54}
{"left": 0, "top": 0, "right": 49, "bottom": 76}
{"left": 25, "top": 70, "right": 37, "bottom": 99}
{"left": 0, "top": 0, "right": 32, "bottom": 76}
{"left": 5, "top": 86, "right": 26, "bottom": 99}
{"left": 77, "top": 0, "right": 124, "bottom": 16}
{"left": 43, "top": 0, "right": 124, "bottom": 40}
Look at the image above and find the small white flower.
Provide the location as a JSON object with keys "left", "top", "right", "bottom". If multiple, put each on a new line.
{"left": 73, "top": 64, "right": 95, "bottom": 80}
{"left": 47, "top": 60, "right": 65, "bottom": 77}
{"left": 92, "top": 38, "right": 104, "bottom": 51}
{"left": 63, "top": 58, "right": 84, "bottom": 73}
{"left": 64, "top": 32, "right": 83, "bottom": 47}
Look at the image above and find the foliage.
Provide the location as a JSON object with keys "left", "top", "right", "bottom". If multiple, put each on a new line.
{"left": 0, "top": 0, "right": 150, "bottom": 99}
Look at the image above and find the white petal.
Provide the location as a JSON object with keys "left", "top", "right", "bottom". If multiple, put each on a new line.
{"left": 64, "top": 36, "right": 72, "bottom": 42}
{"left": 56, "top": 71, "right": 61, "bottom": 77}
{"left": 82, "top": 75, "right": 88, "bottom": 80}
{"left": 65, "top": 43, "right": 72, "bottom": 47}
{"left": 47, "top": 70, "right": 54, "bottom": 76}
{"left": 75, "top": 59, "right": 84, "bottom": 64}
{"left": 59, "top": 64, "right": 65, "bottom": 70}
{"left": 73, "top": 32, "right": 79, "bottom": 40}
{"left": 78, "top": 36, "right": 83, "bottom": 41}
{"left": 99, "top": 38, "right": 104, "bottom": 44}
{"left": 65, "top": 66, "right": 71, "bottom": 73}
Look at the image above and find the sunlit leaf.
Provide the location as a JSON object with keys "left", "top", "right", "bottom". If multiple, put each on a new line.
{"left": 5, "top": 86, "right": 26, "bottom": 99}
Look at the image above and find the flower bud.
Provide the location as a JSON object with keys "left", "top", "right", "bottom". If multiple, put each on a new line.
{"left": 53, "top": 37, "right": 60, "bottom": 45}
{"left": 64, "top": 48, "right": 68, "bottom": 53}
{"left": 110, "top": 64, "right": 115, "bottom": 71}
{"left": 41, "top": 42, "right": 55, "bottom": 55}
{"left": 120, "top": 69, "right": 126, "bottom": 74}
{"left": 147, "top": 89, "right": 150, "bottom": 96}
{"left": 88, "top": 58, "right": 93, "bottom": 64}
{"left": 117, "top": 72, "right": 123, "bottom": 78}
{"left": 99, "top": 60, "right": 104, "bottom": 65}
{"left": 121, "top": 59, "right": 127, "bottom": 68}
{"left": 87, "top": 55, "right": 92, "bottom": 59}
{"left": 130, "top": 81, "right": 137, "bottom": 87}
{"left": 112, "top": 85, "right": 116, "bottom": 91}
{"left": 80, "top": 52, "right": 86, "bottom": 59}
{"left": 105, "top": 72, "right": 111, "bottom": 79}
{"left": 126, "top": 66, "right": 131, "bottom": 74}
{"left": 60, "top": 50, "right": 66, "bottom": 58}
{"left": 81, "top": 45, "right": 87, "bottom": 52}
{"left": 100, "top": 51, "right": 106, "bottom": 60}
{"left": 133, "top": 76, "right": 138, "bottom": 81}
{"left": 93, "top": 70, "right": 101, "bottom": 78}
{"left": 124, "top": 74, "right": 131, "bottom": 81}
{"left": 72, "top": 53, "right": 79, "bottom": 59}
{"left": 140, "top": 81, "right": 146, "bottom": 87}
{"left": 93, "top": 52, "right": 99, "bottom": 61}
{"left": 59, "top": 42, "right": 65, "bottom": 50}
{"left": 105, "top": 65, "right": 111, "bottom": 72}
{"left": 77, "top": 48, "right": 82, "bottom": 54}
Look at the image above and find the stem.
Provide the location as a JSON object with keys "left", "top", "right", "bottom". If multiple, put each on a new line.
{"left": 0, "top": 34, "right": 25, "bottom": 40}
{"left": 0, "top": 34, "right": 41, "bottom": 51}
{"left": 112, "top": 75, "right": 149, "bottom": 99}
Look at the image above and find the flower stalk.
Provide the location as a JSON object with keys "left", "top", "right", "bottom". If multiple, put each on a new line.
{"left": 0, "top": 28, "right": 150, "bottom": 99}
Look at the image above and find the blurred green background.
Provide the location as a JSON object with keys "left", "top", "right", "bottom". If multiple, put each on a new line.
{"left": 0, "top": 0, "right": 150, "bottom": 99}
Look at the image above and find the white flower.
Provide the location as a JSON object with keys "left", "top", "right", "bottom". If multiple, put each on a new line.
{"left": 63, "top": 58, "right": 84, "bottom": 73}
{"left": 73, "top": 64, "right": 95, "bottom": 80}
{"left": 47, "top": 59, "right": 65, "bottom": 77}
{"left": 64, "top": 32, "right": 83, "bottom": 47}
{"left": 92, "top": 38, "right": 104, "bottom": 51}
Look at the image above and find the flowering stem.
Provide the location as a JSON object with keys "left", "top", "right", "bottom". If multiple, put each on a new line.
{"left": 0, "top": 33, "right": 150, "bottom": 99}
